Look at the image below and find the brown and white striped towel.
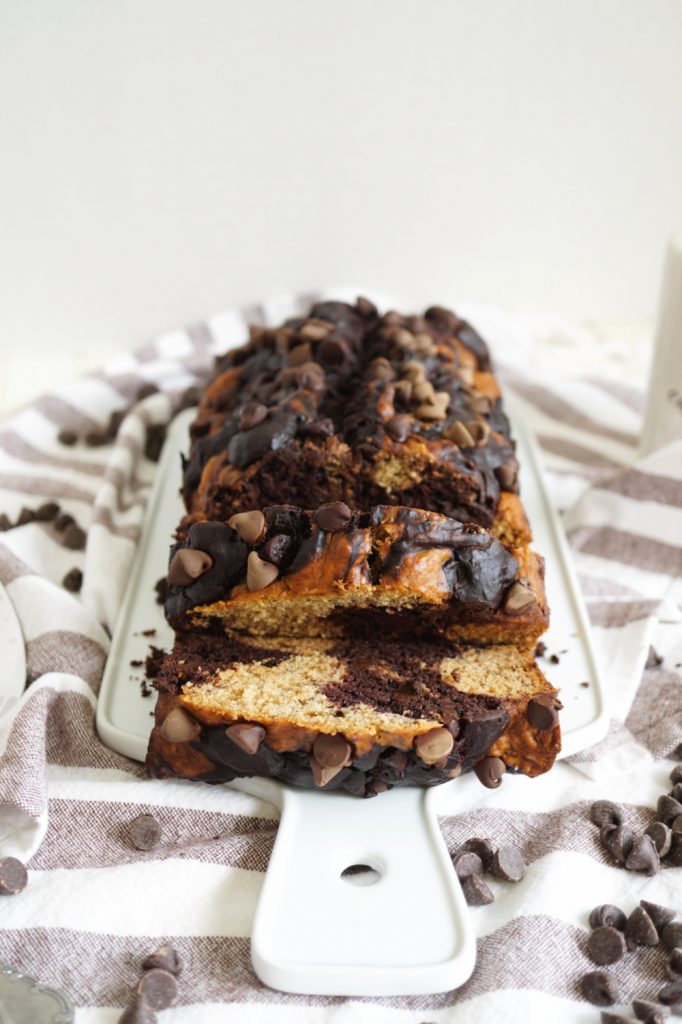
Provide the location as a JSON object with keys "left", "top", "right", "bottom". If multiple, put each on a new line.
{"left": 0, "top": 293, "right": 680, "bottom": 1023}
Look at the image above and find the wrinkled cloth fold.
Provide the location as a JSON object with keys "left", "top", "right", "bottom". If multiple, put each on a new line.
{"left": 0, "top": 294, "right": 680, "bottom": 1023}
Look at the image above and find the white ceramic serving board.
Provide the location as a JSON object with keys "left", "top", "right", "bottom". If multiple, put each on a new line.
{"left": 96, "top": 406, "right": 608, "bottom": 997}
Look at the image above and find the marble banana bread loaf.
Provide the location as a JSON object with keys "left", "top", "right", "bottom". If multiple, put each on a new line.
{"left": 145, "top": 634, "right": 561, "bottom": 797}
{"left": 181, "top": 298, "right": 529, "bottom": 547}
{"left": 164, "top": 503, "right": 548, "bottom": 647}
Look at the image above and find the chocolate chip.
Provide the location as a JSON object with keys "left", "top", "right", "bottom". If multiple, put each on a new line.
{"left": 0, "top": 513, "right": 11, "bottom": 531}
{"left": 128, "top": 814, "right": 162, "bottom": 851}
{"left": 461, "top": 874, "right": 495, "bottom": 906}
{"left": 526, "top": 694, "right": 558, "bottom": 731}
{"left": 0, "top": 857, "right": 28, "bottom": 896}
{"left": 672, "top": 783, "right": 682, "bottom": 803}
{"left": 57, "top": 428, "right": 78, "bottom": 446}
{"left": 591, "top": 800, "right": 624, "bottom": 827}
{"left": 402, "top": 360, "right": 427, "bottom": 382}
{"left": 590, "top": 905, "right": 627, "bottom": 931}
{"left": 318, "top": 337, "right": 349, "bottom": 365}
{"left": 310, "top": 757, "right": 345, "bottom": 788}
{"left": 167, "top": 548, "right": 213, "bottom": 586}
{"left": 632, "top": 999, "right": 668, "bottom": 1024}
{"left": 35, "top": 501, "right": 60, "bottom": 521}
{"left": 662, "top": 923, "right": 682, "bottom": 951}
{"left": 135, "top": 969, "right": 178, "bottom": 1011}
{"left": 62, "top": 522, "right": 87, "bottom": 550}
{"left": 659, "top": 981, "right": 682, "bottom": 1009}
{"left": 314, "top": 502, "right": 352, "bottom": 533}
{"left": 600, "top": 824, "right": 634, "bottom": 865}
{"left": 365, "top": 778, "right": 390, "bottom": 797}
{"left": 142, "top": 944, "right": 182, "bottom": 976}
{"left": 646, "top": 822, "right": 673, "bottom": 857}
{"left": 413, "top": 379, "right": 435, "bottom": 403}
{"left": 625, "top": 906, "right": 659, "bottom": 949}
{"left": 452, "top": 851, "right": 483, "bottom": 880}
{"left": 355, "top": 296, "right": 377, "bottom": 318}
{"left": 670, "top": 765, "right": 682, "bottom": 785}
{"left": 62, "top": 567, "right": 83, "bottom": 592}
{"left": 260, "top": 533, "right": 294, "bottom": 567}
{"left": 246, "top": 551, "right": 279, "bottom": 591}
{"left": 296, "top": 361, "right": 326, "bottom": 390}
{"left": 466, "top": 419, "right": 490, "bottom": 445}
{"left": 667, "top": 948, "right": 682, "bottom": 980}
{"left": 144, "top": 424, "right": 167, "bottom": 462}
{"left": 416, "top": 394, "right": 449, "bottom": 421}
{"left": 504, "top": 579, "right": 536, "bottom": 615}
{"left": 228, "top": 510, "right": 266, "bottom": 545}
{"left": 366, "top": 357, "right": 395, "bottom": 381}
{"left": 17, "top": 506, "right": 36, "bottom": 526}
{"left": 640, "top": 900, "right": 676, "bottom": 933}
{"left": 224, "top": 722, "right": 266, "bottom": 755}
{"left": 390, "top": 327, "right": 415, "bottom": 349}
{"left": 657, "top": 795, "right": 682, "bottom": 825}
{"left": 601, "top": 1014, "right": 630, "bottom": 1024}
{"left": 85, "top": 428, "right": 108, "bottom": 447}
{"left": 491, "top": 846, "right": 526, "bottom": 882}
{"left": 581, "top": 970, "right": 621, "bottom": 1006}
{"left": 414, "top": 727, "right": 454, "bottom": 765}
{"left": 160, "top": 708, "right": 201, "bottom": 744}
{"left": 587, "top": 926, "right": 627, "bottom": 965}
{"left": 55, "top": 512, "right": 74, "bottom": 532}
{"left": 625, "top": 834, "right": 660, "bottom": 875}
{"left": 645, "top": 646, "right": 664, "bottom": 669}
{"left": 461, "top": 837, "right": 494, "bottom": 872}
{"left": 136, "top": 382, "right": 159, "bottom": 401}
{"left": 313, "top": 733, "right": 352, "bottom": 768}
{"left": 288, "top": 342, "right": 313, "bottom": 367}
{"left": 300, "top": 321, "right": 332, "bottom": 341}
{"left": 672, "top": 815, "right": 682, "bottom": 836}
{"left": 117, "top": 998, "right": 157, "bottom": 1024}
{"left": 443, "top": 420, "right": 475, "bottom": 447}
{"left": 238, "top": 402, "right": 269, "bottom": 431}
{"left": 474, "top": 756, "right": 506, "bottom": 789}
{"left": 385, "top": 414, "right": 411, "bottom": 443}
{"left": 393, "top": 380, "right": 413, "bottom": 404}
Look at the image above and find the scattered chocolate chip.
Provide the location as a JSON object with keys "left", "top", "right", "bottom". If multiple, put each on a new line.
{"left": 0, "top": 857, "right": 28, "bottom": 896}
{"left": 443, "top": 420, "right": 475, "bottom": 447}
{"left": 466, "top": 419, "right": 490, "bottom": 445}
{"left": 461, "top": 874, "right": 495, "bottom": 906}
{"left": 128, "top": 814, "right": 162, "bottom": 851}
{"left": 313, "top": 733, "right": 352, "bottom": 768}
{"left": 474, "top": 756, "right": 506, "bottom": 789}
{"left": 34, "top": 501, "right": 60, "bottom": 521}
{"left": 549, "top": 653, "right": 560, "bottom": 664}
{"left": 600, "top": 824, "right": 634, "bottom": 866}
{"left": 601, "top": 1013, "right": 630, "bottom": 1024}
{"left": 136, "top": 383, "right": 159, "bottom": 401}
{"left": 85, "top": 429, "right": 108, "bottom": 447}
{"left": 401, "top": 360, "right": 426, "bottom": 382}
{"left": 260, "top": 533, "right": 294, "bottom": 567}
{"left": 154, "top": 576, "right": 166, "bottom": 605}
{"left": 228, "top": 509, "right": 266, "bottom": 545}
{"left": 246, "top": 551, "right": 279, "bottom": 591}
{"left": 504, "top": 579, "right": 536, "bottom": 615}
{"left": 452, "top": 851, "right": 483, "bottom": 880}
{"left": 645, "top": 646, "right": 664, "bottom": 669}
{"left": 587, "top": 926, "right": 627, "bottom": 965}
{"left": 633, "top": 999, "right": 669, "bottom": 1024}
{"left": 385, "top": 414, "right": 411, "bottom": 443}
{"left": 591, "top": 800, "right": 624, "bottom": 827}
{"left": 414, "top": 727, "right": 454, "bottom": 765}
{"left": 160, "top": 708, "right": 201, "bottom": 744}
{"left": 667, "top": 948, "right": 682, "bottom": 980}
{"left": 54, "top": 512, "right": 74, "bottom": 532}
{"left": 135, "top": 968, "right": 178, "bottom": 1011}
{"left": 144, "top": 425, "right": 167, "bottom": 462}
{"left": 640, "top": 900, "right": 676, "bottom": 933}
{"left": 62, "top": 522, "right": 87, "bottom": 550}
{"left": 167, "top": 548, "right": 213, "bottom": 587}
{"left": 491, "top": 846, "right": 526, "bottom": 882}
{"left": 393, "top": 380, "right": 413, "bottom": 404}
{"left": 413, "top": 379, "right": 435, "bottom": 403}
{"left": 590, "top": 905, "right": 627, "bottom": 931}
{"left": 0, "top": 513, "right": 11, "bottom": 531}
{"left": 117, "top": 998, "right": 157, "bottom": 1024}
{"left": 673, "top": 815, "right": 682, "bottom": 836}
{"left": 310, "top": 757, "right": 345, "bottom": 788}
{"left": 238, "top": 402, "right": 268, "bottom": 431}
{"left": 300, "top": 321, "right": 332, "bottom": 342}
{"left": 355, "top": 296, "right": 377, "bottom": 318}
{"left": 659, "top": 981, "right": 682, "bottom": 1009}
{"left": 142, "top": 944, "right": 182, "bottom": 976}
{"left": 416, "top": 393, "right": 449, "bottom": 420}
{"left": 672, "top": 784, "right": 682, "bottom": 803}
{"left": 314, "top": 502, "right": 352, "bottom": 533}
{"left": 365, "top": 779, "right": 390, "bottom": 797}
{"left": 57, "top": 428, "right": 78, "bottom": 446}
{"left": 494, "top": 464, "right": 520, "bottom": 493}
{"left": 662, "top": 923, "right": 682, "bottom": 951}
{"left": 318, "top": 337, "right": 349, "bottom": 365}
{"left": 526, "top": 694, "right": 558, "bottom": 731}
{"left": 17, "top": 506, "right": 36, "bottom": 526}
{"left": 62, "top": 567, "right": 83, "bottom": 592}
{"left": 658, "top": 795, "right": 682, "bottom": 825}
{"left": 625, "top": 834, "right": 660, "bottom": 875}
{"left": 580, "top": 681, "right": 590, "bottom": 688}
{"left": 670, "top": 765, "right": 682, "bottom": 786}
{"left": 461, "top": 837, "right": 494, "bottom": 872}
{"left": 535, "top": 641, "right": 547, "bottom": 657}
{"left": 646, "top": 822, "right": 673, "bottom": 857}
{"left": 581, "top": 970, "right": 621, "bottom": 1007}
{"left": 366, "top": 357, "right": 395, "bottom": 381}
{"left": 625, "top": 906, "right": 659, "bottom": 949}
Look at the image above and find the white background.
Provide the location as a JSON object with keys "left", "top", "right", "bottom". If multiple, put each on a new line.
{"left": 1, "top": 0, "right": 681, "bottom": 367}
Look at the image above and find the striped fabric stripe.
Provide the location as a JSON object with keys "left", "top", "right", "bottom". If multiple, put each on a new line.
{"left": 0, "top": 296, "right": 680, "bottom": 1023}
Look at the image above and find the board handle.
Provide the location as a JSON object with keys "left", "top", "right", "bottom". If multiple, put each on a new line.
{"left": 249, "top": 784, "right": 475, "bottom": 996}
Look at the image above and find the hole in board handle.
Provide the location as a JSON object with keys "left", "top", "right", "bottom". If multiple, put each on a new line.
{"left": 340, "top": 863, "right": 382, "bottom": 886}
